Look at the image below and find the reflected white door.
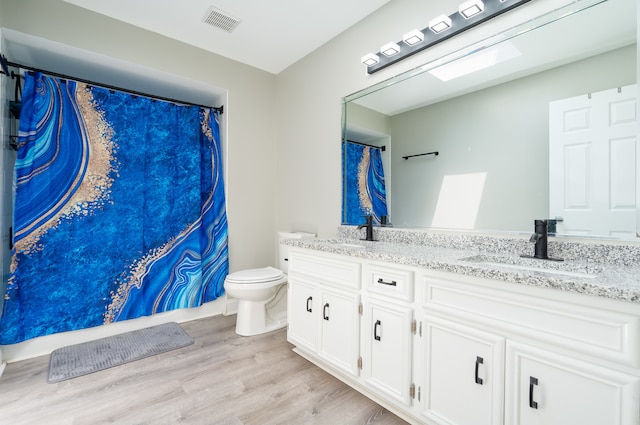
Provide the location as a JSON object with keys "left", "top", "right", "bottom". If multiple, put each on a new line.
{"left": 549, "top": 85, "right": 637, "bottom": 238}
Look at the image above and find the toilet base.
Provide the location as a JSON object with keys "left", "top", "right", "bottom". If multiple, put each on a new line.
{"left": 233, "top": 284, "right": 288, "bottom": 336}
{"left": 234, "top": 300, "right": 287, "bottom": 336}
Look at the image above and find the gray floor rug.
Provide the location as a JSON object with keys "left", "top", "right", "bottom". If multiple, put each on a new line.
{"left": 47, "top": 322, "right": 194, "bottom": 383}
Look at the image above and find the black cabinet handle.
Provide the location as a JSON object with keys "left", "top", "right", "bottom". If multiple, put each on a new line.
{"left": 374, "top": 320, "right": 382, "bottom": 341}
{"left": 323, "top": 303, "right": 330, "bottom": 321}
{"left": 306, "top": 296, "right": 312, "bottom": 313}
{"left": 529, "top": 376, "right": 539, "bottom": 409}
{"left": 377, "top": 278, "right": 397, "bottom": 286}
{"left": 475, "top": 356, "right": 484, "bottom": 385}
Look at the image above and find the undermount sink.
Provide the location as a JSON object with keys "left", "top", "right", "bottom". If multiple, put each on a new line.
{"left": 460, "top": 254, "right": 603, "bottom": 279}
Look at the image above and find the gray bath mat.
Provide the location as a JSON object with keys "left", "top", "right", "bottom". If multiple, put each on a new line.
{"left": 47, "top": 322, "right": 193, "bottom": 383}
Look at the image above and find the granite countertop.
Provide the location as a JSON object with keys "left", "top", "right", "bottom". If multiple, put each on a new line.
{"left": 283, "top": 237, "right": 640, "bottom": 304}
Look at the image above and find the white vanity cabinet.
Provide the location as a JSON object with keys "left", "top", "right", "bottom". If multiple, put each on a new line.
{"left": 317, "top": 285, "right": 360, "bottom": 376}
{"left": 287, "top": 247, "right": 640, "bottom": 425}
{"left": 505, "top": 341, "right": 640, "bottom": 425}
{"left": 421, "top": 315, "right": 505, "bottom": 425}
{"left": 424, "top": 271, "right": 640, "bottom": 425}
{"left": 361, "top": 262, "right": 416, "bottom": 407}
{"left": 287, "top": 276, "right": 318, "bottom": 353}
{"left": 287, "top": 249, "right": 362, "bottom": 377}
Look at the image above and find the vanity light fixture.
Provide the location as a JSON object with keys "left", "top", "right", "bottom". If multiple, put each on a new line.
{"left": 361, "top": 53, "right": 380, "bottom": 66}
{"left": 361, "top": 0, "right": 531, "bottom": 74}
{"left": 429, "top": 14, "right": 452, "bottom": 34}
{"left": 403, "top": 29, "right": 424, "bottom": 46}
{"left": 459, "top": 0, "right": 485, "bottom": 19}
{"left": 381, "top": 42, "right": 401, "bottom": 57}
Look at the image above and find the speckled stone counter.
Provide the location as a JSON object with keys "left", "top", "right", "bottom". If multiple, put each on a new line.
{"left": 283, "top": 227, "right": 640, "bottom": 304}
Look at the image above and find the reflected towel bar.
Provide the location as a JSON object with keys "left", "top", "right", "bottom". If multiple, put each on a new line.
{"left": 403, "top": 151, "right": 439, "bottom": 160}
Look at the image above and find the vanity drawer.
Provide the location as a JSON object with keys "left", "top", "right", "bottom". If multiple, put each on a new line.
{"left": 423, "top": 272, "right": 640, "bottom": 367}
{"left": 288, "top": 249, "right": 361, "bottom": 290}
{"left": 365, "top": 263, "right": 414, "bottom": 302}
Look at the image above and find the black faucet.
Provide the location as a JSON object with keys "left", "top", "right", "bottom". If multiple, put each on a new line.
{"left": 523, "top": 219, "right": 563, "bottom": 261}
{"left": 357, "top": 215, "right": 375, "bottom": 241}
{"left": 530, "top": 219, "right": 549, "bottom": 259}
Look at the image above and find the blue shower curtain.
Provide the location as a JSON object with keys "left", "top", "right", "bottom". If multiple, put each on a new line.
{"left": 342, "top": 141, "right": 388, "bottom": 225}
{"left": 0, "top": 72, "right": 229, "bottom": 344}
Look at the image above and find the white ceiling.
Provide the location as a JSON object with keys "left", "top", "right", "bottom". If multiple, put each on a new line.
{"left": 63, "top": 0, "right": 391, "bottom": 74}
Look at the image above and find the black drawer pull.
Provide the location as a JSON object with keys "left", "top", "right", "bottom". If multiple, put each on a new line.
{"left": 323, "top": 303, "right": 330, "bottom": 321}
{"left": 475, "top": 356, "right": 484, "bottom": 385}
{"left": 306, "top": 296, "right": 312, "bottom": 313}
{"left": 374, "top": 320, "right": 382, "bottom": 341}
{"left": 377, "top": 278, "right": 397, "bottom": 286}
{"left": 529, "top": 376, "right": 539, "bottom": 409}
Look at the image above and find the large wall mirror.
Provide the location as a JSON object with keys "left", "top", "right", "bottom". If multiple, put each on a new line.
{"left": 342, "top": 0, "right": 638, "bottom": 240}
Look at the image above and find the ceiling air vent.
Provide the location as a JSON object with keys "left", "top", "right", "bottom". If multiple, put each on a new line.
{"left": 202, "top": 6, "right": 242, "bottom": 33}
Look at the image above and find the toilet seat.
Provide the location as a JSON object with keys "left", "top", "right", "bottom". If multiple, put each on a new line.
{"left": 225, "top": 266, "right": 285, "bottom": 284}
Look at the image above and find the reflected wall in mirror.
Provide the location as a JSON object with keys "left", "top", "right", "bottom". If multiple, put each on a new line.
{"left": 343, "top": 0, "right": 638, "bottom": 240}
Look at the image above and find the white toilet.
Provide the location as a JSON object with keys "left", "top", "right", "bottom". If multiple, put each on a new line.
{"left": 224, "top": 231, "right": 315, "bottom": 336}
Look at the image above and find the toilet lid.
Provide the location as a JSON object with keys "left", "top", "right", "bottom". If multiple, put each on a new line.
{"left": 226, "top": 266, "right": 285, "bottom": 283}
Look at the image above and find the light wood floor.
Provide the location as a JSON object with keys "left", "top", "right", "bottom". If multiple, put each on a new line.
{"left": 0, "top": 314, "right": 409, "bottom": 425}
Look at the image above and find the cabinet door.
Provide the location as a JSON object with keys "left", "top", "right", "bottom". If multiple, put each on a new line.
{"left": 318, "top": 287, "right": 360, "bottom": 377}
{"left": 422, "top": 315, "right": 505, "bottom": 425}
{"left": 287, "top": 277, "right": 317, "bottom": 352}
{"left": 362, "top": 298, "right": 413, "bottom": 406}
{"left": 506, "top": 341, "right": 640, "bottom": 425}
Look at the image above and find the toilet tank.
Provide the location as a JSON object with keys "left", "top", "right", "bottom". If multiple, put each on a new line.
{"left": 278, "top": 231, "right": 315, "bottom": 273}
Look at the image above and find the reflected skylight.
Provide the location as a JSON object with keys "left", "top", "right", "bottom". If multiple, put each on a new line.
{"left": 428, "top": 41, "right": 521, "bottom": 81}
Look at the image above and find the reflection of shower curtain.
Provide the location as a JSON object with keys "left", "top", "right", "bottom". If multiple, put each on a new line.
{"left": 342, "top": 141, "right": 388, "bottom": 225}
{"left": 0, "top": 72, "right": 229, "bottom": 344}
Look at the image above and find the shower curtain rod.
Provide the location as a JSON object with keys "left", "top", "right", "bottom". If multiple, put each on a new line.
{"left": 3, "top": 59, "right": 224, "bottom": 114}
{"left": 344, "top": 139, "right": 386, "bottom": 151}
